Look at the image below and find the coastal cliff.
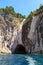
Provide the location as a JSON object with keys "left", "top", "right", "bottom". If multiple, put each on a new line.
{"left": 22, "top": 5, "right": 43, "bottom": 54}
{"left": 22, "top": 15, "right": 43, "bottom": 54}
{"left": 0, "top": 13, "right": 22, "bottom": 54}
{"left": 0, "top": 6, "right": 43, "bottom": 54}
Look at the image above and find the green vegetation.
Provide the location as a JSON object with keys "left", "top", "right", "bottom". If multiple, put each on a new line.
{"left": 0, "top": 6, "right": 25, "bottom": 22}
{"left": 0, "top": 5, "right": 43, "bottom": 22}
{"left": 26, "top": 5, "right": 43, "bottom": 23}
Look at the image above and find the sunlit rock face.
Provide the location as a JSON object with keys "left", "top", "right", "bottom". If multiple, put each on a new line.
{"left": 22, "top": 15, "right": 43, "bottom": 53}
{"left": 0, "top": 13, "right": 43, "bottom": 54}
{"left": 10, "top": 19, "right": 25, "bottom": 53}
{"left": 0, "top": 14, "right": 23, "bottom": 54}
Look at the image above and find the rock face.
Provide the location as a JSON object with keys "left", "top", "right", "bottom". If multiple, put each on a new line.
{"left": 0, "top": 13, "right": 43, "bottom": 54}
{"left": 0, "top": 14, "right": 23, "bottom": 54}
{"left": 22, "top": 14, "right": 43, "bottom": 53}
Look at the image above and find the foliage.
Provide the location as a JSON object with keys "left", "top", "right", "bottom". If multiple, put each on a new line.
{"left": 26, "top": 5, "right": 43, "bottom": 23}
{"left": 0, "top": 6, "right": 25, "bottom": 22}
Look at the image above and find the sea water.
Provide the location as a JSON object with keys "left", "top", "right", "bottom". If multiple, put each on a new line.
{"left": 0, "top": 54, "right": 43, "bottom": 65}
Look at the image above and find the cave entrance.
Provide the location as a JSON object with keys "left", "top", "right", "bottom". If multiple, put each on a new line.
{"left": 12, "top": 44, "right": 27, "bottom": 54}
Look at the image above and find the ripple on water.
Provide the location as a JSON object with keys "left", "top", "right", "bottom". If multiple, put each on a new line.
{"left": 0, "top": 54, "right": 43, "bottom": 65}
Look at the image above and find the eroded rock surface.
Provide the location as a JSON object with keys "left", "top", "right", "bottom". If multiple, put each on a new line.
{"left": 0, "top": 14, "right": 23, "bottom": 54}
{"left": 0, "top": 13, "right": 43, "bottom": 54}
{"left": 22, "top": 15, "right": 43, "bottom": 53}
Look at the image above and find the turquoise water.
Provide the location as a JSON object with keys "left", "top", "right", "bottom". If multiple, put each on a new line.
{"left": 0, "top": 54, "right": 43, "bottom": 65}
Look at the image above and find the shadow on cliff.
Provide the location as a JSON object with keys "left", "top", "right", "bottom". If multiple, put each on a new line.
{"left": 12, "top": 44, "right": 27, "bottom": 54}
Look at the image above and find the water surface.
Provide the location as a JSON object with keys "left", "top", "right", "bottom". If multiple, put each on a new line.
{"left": 0, "top": 54, "right": 43, "bottom": 65}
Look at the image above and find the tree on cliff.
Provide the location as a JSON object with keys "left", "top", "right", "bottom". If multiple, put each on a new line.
{"left": 0, "top": 6, "right": 25, "bottom": 21}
